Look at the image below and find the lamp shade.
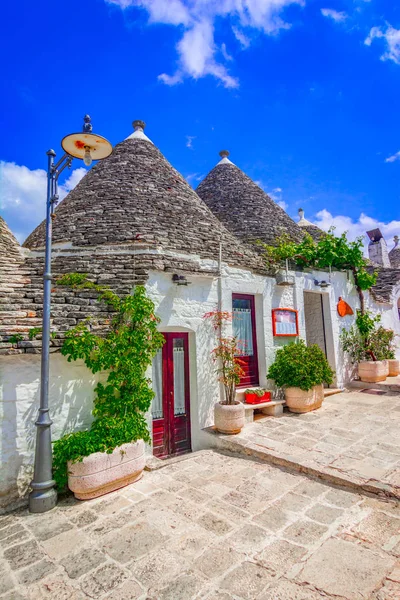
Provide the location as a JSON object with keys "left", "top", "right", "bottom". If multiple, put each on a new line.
{"left": 61, "top": 132, "right": 112, "bottom": 161}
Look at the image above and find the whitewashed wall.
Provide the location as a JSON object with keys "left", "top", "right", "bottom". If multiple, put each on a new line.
{"left": 0, "top": 354, "right": 98, "bottom": 511}
{"left": 145, "top": 265, "right": 363, "bottom": 449}
{"left": 1, "top": 264, "right": 399, "bottom": 509}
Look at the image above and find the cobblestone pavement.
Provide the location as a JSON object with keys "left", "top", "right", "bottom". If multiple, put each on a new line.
{"left": 1, "top": 450, "right": 399, "bottom": 600}
{"left": 209, "top": 391, "right": 400, "bottom": 499}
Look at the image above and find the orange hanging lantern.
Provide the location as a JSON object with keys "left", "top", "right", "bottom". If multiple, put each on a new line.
{"left": 337, "top": 297, "right": 353, "bottom": 317}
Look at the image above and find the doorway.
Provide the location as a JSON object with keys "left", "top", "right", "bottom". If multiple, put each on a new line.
{"left": 152, "top": 332, "right": 191, "bottom": 458}
{"left": 303, "top": 292, "right": 327, "bottom": 357}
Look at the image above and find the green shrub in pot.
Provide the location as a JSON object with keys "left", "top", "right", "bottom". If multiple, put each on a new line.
{"left": 267, "top": 340, "right": 334, "bottom": 413}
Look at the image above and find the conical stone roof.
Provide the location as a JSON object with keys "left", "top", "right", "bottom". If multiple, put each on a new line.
{"left": 196, "top": 152, "right": 303, "bottom": 247}
{"left": 389, "top": 237, "right": 400, "bottom": 269}
{"left": 0, "top": 217, "right": 23, "bottom": 269}
{"left": 23, "top": 125, "right": 263, "bottom": 272}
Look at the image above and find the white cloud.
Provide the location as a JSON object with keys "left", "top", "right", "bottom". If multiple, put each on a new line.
{"left": 232, "top": 26, "right": 251, "bottom": 49}
{"left": 321, "top": 8, "right": 347, "bottom": 22}
{"left": 313, "top": 209, "right": 400, "bottom": 251}
{"left": 365, "top": 24, "right": 400, "bottom": 65}
{"left": 221, "top": 42, "right": 233, "bottom": 61}
{"left": 186, "top": 135, "right": 196, "bottom": 149}
{"left": 277, "top": 200, "right": 288, "bottom": 210}
{"left": 0, "top": 161, "right": 86, "bottom": 243}
{"left": 107, "top": 0, "right": 304, "bottom": 87}
{"left": 186, "top": 172, "right": 204, "bottom": 185}
{"left": 385, "top": 151, "right": 400, "bottom": 163}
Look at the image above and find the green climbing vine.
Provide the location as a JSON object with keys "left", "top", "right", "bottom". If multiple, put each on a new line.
{"left": 52, "top": 274, "right": 165, "bottom": 490}
{"left": 259, "top": 228, "right": 377, "bottom": 314}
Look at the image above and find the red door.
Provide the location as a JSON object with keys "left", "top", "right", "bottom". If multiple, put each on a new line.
{"left": 152, "top": 333, "right": 191, "bottom": 458}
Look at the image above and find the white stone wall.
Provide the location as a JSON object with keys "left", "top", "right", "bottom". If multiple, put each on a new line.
{"left": 0, "top": 354, "right": 99, "bottom": 510}
{"left": 145, "top": 265, "right": 361, "bottom": 447}
{"left": 1, "top": 263, "right": 399, "bottom": 509}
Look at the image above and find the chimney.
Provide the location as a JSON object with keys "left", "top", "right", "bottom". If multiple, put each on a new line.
{"left": 366, "top": 228, "right": 391, "bottom": 268}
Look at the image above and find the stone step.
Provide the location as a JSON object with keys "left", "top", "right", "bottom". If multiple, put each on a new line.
{"left": 324, "top": 388, "right": 344, "bottom": 397}
{"left": 202, "top": 426, "right": 400, "bottom": 501}
{"left": 349, "top": 378, "right": 400, "bottom": 393}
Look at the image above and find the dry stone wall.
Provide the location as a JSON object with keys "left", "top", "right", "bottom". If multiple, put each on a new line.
{"left": 196, "top": 163, "right": 304, "bottom": 247}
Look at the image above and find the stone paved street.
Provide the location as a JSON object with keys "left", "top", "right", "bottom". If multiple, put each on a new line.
{"left": 208, "top": 390, "right": 400, "bottom": 500}
{"left": 0, "top": 449, "right": 399, "bottom": 600}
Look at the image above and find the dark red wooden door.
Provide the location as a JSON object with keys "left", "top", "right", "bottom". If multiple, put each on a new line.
{"left": 152, "top": 333, "right": 191, "bottom": 458}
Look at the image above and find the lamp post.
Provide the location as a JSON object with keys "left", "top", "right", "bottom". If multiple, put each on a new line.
{"left": 29, "top": 116, "right": 113, "bottom": 513}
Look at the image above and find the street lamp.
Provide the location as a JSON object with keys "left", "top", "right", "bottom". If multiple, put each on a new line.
{"left": 29, "top": 116, "right": 112, "bottom": 514}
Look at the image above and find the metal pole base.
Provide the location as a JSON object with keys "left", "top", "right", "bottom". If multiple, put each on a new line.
{"left": 29, "top": 485, "right": 57, "bottom": 513}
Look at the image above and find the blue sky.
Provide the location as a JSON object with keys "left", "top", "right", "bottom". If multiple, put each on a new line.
{"left": 1, "top": 0, "right": 399, "bottom": 246}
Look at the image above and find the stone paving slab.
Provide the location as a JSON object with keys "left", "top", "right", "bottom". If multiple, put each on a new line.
{"left": 0, "top": 450, "right": 399, "bottom": 600}
{"left": 206, "top": 390, "right": 400, "bottom": 500}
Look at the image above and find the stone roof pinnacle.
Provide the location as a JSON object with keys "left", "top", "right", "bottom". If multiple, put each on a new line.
{"left": 125, "top": 119, "right": 153, "bottom": 144}
{"left": 297, "top": 208, "right": 314, "bottom": 227}
{"left": 217, "top": 149, "right": 234, "bottom": 166}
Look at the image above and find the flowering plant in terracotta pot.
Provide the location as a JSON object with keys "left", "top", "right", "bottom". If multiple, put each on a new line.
{"left": 267, "top": 340, "right": 334, "bottom": 413}
{"left": 53, "top": 274, "right": 165, "bottom": 499}
{"left": 204, "top": 311, "right": 246, "bottom": 434}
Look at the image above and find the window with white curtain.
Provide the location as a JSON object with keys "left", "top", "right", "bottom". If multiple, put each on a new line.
{"left": 151, "top": 350, "right": 163, "bottom": 420}
{"left": 233, "top": 299, "right": 254, "bottom": 356}
{"left": 173, "top": 338, "right": 186, "bottom": 415}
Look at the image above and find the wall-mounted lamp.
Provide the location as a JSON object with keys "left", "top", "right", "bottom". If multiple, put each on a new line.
{"left": 172, "top": 274, "right": 191, "bottom": 286}
{"left": 314, "top": 279, "right": 331, "bottom": 288}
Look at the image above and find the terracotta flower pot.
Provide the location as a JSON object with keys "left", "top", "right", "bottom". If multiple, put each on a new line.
{"left": 358, "top": 361, "right": 388, "bottom": 383}
{"left": 383, "top": 360, "right": 389, "bottom": 377}
{"left": 388, "top": 359, "right": 400, "bottom": 377}
{"left": 284, "top": 384, "right": 323, "bottom": 414}
{"left": 214, "top": 401, "right": 245, "bottom": 434}
{"left": 68, "top": 440, "right": 145, "bottom": 500}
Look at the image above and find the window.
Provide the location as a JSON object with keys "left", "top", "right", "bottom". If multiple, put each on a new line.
{"left": 232, "top": 294, "right": 259, "bottom": 387}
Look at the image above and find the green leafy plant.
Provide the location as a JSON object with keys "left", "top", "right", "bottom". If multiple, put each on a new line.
{"left": 341, "top": 312, "right": 397, "bottom": 363}
{"left": 340, "top": 326, "right": 369, "bottom": 364}
{"left": 203, "top": 311, "right": 245, "bottom": 405}
{"left": 373, "top": 327, "right": 397, "bottom": 361}
{"left": 244, "top": 388, "right": 267, "bottom": 397}
{"left": 259, "top": 229, "right": 377, "bottom": 313}
{"left": 267, "top": 340, "right": 334, "bottom": 391}
{"left": 28, "top": 327, "right": 42, "bottom": 340}
{"left": 9, "top": 334, "right": 23, "bottom": 344}
{"left": 28, "top": 327, "right": 56, "bottom": 340}
{"left": 52, "top": 274, "right": 165, "bottom": 490}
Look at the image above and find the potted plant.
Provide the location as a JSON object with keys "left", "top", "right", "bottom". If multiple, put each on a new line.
{"left": 373, "top": 326, "right": 399, "bottom": 377}
{"left": 244, "top": 388, "right": 271, "bottom": 404}
{"left": 53, "top": 274, "right": 165, "bottom": 500}
{"left": 267, "top": 340, "right": 334, "bottom": 413}
{"left": 340, "top": 313, "right": 393, "bottom": 383}
{"left": 204, "top": 311, "right": 246, "bottom": 435}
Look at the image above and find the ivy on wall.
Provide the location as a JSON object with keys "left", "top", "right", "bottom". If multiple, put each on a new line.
{"left": 52, "top": 274, "right": 165, "bottom": 489}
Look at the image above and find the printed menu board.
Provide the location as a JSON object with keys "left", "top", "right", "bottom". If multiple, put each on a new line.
{"left": 272, "top": 308, "right": 299, "bottom": 337}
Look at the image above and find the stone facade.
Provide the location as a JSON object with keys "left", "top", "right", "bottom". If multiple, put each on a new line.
{"left": 1, "top": 122, "right": 400, "bottom": 509}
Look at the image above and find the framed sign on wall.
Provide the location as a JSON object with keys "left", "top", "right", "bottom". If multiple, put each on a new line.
{"left": 272, "top": 308, "right": 299, "bottom": 337}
